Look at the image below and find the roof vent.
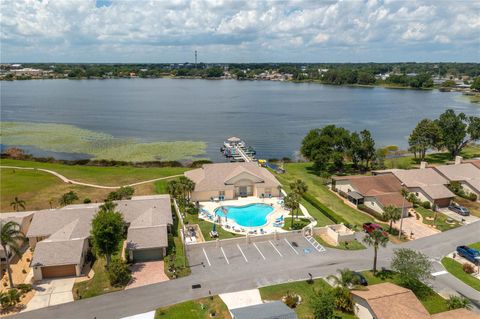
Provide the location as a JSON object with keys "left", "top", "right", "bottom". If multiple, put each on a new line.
{"left": 420, "top": 161, "right": 427, "bottom": 169}
{"left": 454, "top": 156, "right": 463, "bottom": 165}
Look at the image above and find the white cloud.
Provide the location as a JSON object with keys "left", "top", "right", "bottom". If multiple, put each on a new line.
{"left": 0, "top": 0, "right": 478, "bottom": 62}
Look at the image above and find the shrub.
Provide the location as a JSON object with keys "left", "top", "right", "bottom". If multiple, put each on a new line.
{"left": 108, "top": 257, "right": 132, "bottom": 287}
{"left": 467, "top": 193, "right": 478, "bottom": 201}
{"left": 302, "top": 193, "right": 348, "bottom": 224}
{"left": 311, "top": 290, "right": 336, "bottom": 319}
{"left": 17, "top": 283, "right": 32, "bottom": 294}
{"left": 332, "top": 287, "right": 354, "bottom": 313}
{"left": 447, "top": 295, "right": 471, "bottom": 310}
{"left": 421, "top": 201, "right": 431, "bottom": 209}
{"left": 83, "top": 198, "right": 92, "bottom": 204}
{"left": 463, "top": 263, "right": 475, "bottom": 274}
{"left": 283, "top": 291, "right": 298, "bottom": 308}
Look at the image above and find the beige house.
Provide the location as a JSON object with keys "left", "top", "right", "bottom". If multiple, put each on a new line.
{"left": 185, "top": 163, "right": 282, "bottom": 202}
{"left": 351, "top": 283, "right": 479, "bottom": 319}
{"left": 433, "top": 162, "right": 480, "bottom": 200}
{"left": 373, "top": 168, "right": 455, "bottom": 208}
{"left": 27, "top": 196, "right": 172, "bottom": 281}
{"left": 332, "top": 174, "right": 411, "bottom": 216}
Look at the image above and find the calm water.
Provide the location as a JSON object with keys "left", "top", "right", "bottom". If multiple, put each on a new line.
{"left": 1, "top": 79, "right": 478, "bottom": 161}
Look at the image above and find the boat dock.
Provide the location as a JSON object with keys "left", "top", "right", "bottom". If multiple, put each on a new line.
{"left": 220, "top": 137, "right": 257, "bottom": 162}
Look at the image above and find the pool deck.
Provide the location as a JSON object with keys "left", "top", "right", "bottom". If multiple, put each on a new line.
{"left": 199, "top": 196, "right": 312, "bottom": 235}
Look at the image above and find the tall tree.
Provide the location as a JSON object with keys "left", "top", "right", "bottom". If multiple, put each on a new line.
{"left": 1, "top": 221, "right": 25, "bottom": 288}
{"left": 91, "top": 207, "right": 125, "bottom": 267}
{"left": 9, "top": 197, "right": 26, "bottom": 212}
{"left": 359, "top": 129, "right": 376, "bottom": 169}
{"left": 290, "top": 179, "right": 308, "bottom": 221}
{"left": 391, "top": 248, "right": 433, "bottom": 292}
{"left": 408, "top": 119, "right": 441, "bottom": 161}
{"left": 284, "top": 193, "right": 300, "bottom": 228}
{"left": 435, "top": 109, "right": 480, "bottom": 157}
{"left": 363, "top": 229, "right": 389, "bottom": 275}
{"left": 383, "top": 205, "right": 401, "bottom": 233}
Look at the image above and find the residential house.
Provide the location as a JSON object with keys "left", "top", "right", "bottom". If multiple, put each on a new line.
{"left": 433, "top": 162, "right": 480, "bottom": 200}
{"left": 27, "top": 196, "right": 172, "bottom": 281}
{"left": 230, "top": 301, "right": 298, "bottom": 319}
{"left": 373, "top": 167, "right": 455, "bottom": 208}
{"left": 351, "top": 283, "right": 479, "bottom": 319}
{"left": 185, "top": 163, "right": 281, "bottom": 202}
{"left": 332, "top": 174, "right": 411, "bottom": 216}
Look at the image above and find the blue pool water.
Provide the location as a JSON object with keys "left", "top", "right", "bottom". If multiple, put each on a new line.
{"left": 215, "top": 203, "right": 274, "bottom": 227}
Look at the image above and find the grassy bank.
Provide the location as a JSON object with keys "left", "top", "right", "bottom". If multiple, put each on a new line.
{"left": 361, "top": 271, "right": 449, "bottom": 314}
{"left": 275, "top": 163, "right": 372, "bottom": 227}
{"left": 155, "top": 296, "right": 231, "bottom": 319}
{"left": 259, "top": 279, "right": 356, "bottom": 319}
{"left": 441, "top": 257, "right": 480, "bottom": 292}
{"left": 415, "top": 207, "right": 460, "bottom": 231}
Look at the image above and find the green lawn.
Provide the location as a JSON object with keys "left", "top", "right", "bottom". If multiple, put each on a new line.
{"left": 155, "top": 296, "right": 231, "bottom": 319}
{"left": 441, "top": 257, "right": 480, "bottom": 292}
{"left": 259, "top": 279, "right": 356, "bottom": 319}
{"left": 276, "top": 163, "right": 372, "bottom": 227}
{"left": 282, "top": 217, "right": 311, "bottom": 231}
{"left": 0, "top": 159, "right": 190, "bottom": 186}
{"left": 384, "top": 145, "right": 480, "bottom": 169}
{"left": 469, "top": 241, "right": 480, "bottom": 250}
{"left": 314, "top": 236, "right": 366, "bottom": 250}
{"left": 183, "top": 212, "right": 242, "bottom": 241}
{"left": 164, "top": 205, "right": 191, "bottom": 278}
{"left": 415, "top": 207, "right": 460, "bottom": 231}
{"left": 360, "top": 271, "right": 449, "bottom": 314}
{"left": 0, "top": 167, "right": 112, "bottom": 212}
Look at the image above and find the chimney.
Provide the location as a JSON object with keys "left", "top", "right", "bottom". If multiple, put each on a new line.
{"left": 454, "top": 156, "right": 463, "bottom": 165}
{"left": 420, "top": 161, "right": 427, "bottom": 169}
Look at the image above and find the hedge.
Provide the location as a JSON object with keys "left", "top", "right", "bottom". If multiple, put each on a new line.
{"left": 302, "top": 192, "right": 348, "bottom": 225}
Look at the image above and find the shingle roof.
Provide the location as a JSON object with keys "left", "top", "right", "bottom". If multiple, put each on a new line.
{"left": 351, "top": 283, "right": 430, "bottom": 319}
{"left": 463, "top": 159, "right": 480, "bottom": 169}
{"left": 230, "top": 301, "right": 298, "bottom": 319}
{"left": 185, "top": 163, "right": 281, "bottom": 192}
{"left": 434, "top": 163, "right": 480, "bottom": 182}
{"left": 31, "top": 238, "right": 86, "bottom": 267}
{"left": 390, "top": 168, "right": 455, "bottom": 200}
{"left": 431, "top": 308, "right": 480, "bottom": 319}
{"left": 126, "top": 225, "right": 168, "bottom": 250}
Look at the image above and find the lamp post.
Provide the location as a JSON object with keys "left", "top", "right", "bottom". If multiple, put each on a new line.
{"left": 399, "top": 183, "right": 406, "bottom": 239}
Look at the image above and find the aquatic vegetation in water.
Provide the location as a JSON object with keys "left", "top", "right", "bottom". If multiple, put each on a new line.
{"left": 0, "top": 122, "right": 207, "bottom": 162}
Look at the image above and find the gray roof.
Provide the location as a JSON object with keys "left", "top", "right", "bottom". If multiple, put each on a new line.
{"left": 390, "top": 168, "right": 455, "bottom": 200}
{"left": 126, "top": 225, "right": 168, "bottom": 250}
{"left": 185, "top": 163, "right": 281, "bottom": 192}
{"left": 31, "top": 238, "right": 86, "bottom": 267}
{"left": 434, "top": 163, "right": 480, "bottom": 191}
{"left": 230, "top": 301, "right": 297, "bottom": 319}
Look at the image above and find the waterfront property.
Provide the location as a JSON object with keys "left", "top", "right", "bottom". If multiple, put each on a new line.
{"left": 373, "top": 166, "right": 455, "bottom": 208}
{"left": 332, "top": 174, "right": 411, "bottom": 217}
{"left": 26, "top": 196, "right": 172, "bottom": 281}
{"left": 185, "top": 162, "right": 282, "bottom": 201}
{"left": 433, "top": 158, "right": 480, "bottom": 201}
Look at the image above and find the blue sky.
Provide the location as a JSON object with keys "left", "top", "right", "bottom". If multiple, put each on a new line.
{"left": 1, "top": 0, "right": 479, "bottom": 63}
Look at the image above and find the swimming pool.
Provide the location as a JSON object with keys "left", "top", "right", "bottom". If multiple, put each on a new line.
{"left": 215, "top": 203, "right": 274, "bottom": 227}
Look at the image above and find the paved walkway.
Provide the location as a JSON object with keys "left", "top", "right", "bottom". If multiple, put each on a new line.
{"left": 126, "top": 261, "right": 169, "bottom": 290}
{"left": 0, "top": 165, "right": 182, "bottom": 189}
{"left": 23, "top": 278, "right": 75, "bottom": 312}
{"left": 392, "top": 216, "right": 440, "bottom": 239}
{"left": 220, "top": 289, "right": 262, "bottom": 310}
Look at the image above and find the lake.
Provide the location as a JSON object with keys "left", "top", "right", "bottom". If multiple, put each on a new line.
{"left": 1, "top": 79, "right": 478, "bottom": 162}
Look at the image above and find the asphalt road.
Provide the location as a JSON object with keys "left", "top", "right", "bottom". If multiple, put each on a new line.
{"left": 12, "top": 221, "right": 480, "bottom": 319}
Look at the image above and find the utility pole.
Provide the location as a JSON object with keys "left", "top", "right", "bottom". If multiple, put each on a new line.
{"left": 399, "top": 183, "right": 405, "bottom": 239}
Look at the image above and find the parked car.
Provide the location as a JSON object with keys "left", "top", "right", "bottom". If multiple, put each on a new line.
{"left": 448, "top": 204, "right": 470, "bottom": 216}
{"left": 352, "top": 271, "right": 368, "bottom": 286}
{"left": 363, "top": 222, "right": 382, "bottom": 233}
{"left": 456, "top": 246, "right": 480, "bottom": 265}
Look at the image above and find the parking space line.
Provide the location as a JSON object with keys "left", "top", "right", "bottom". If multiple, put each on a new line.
{"left": 269, "top": 240, "right": 283, "bottom": 257}
{"left": 237, "top": 244, "right": 248, "bottom": 263}
{"left": 202, "top": 248, "right": 211, "bottom": 266}
{"left": 284, "top": 238, "right": 299, "bottom": 255}
{"left": 220, "top": 247, "right": 230, "bottom": 264}
{"left": 253, "top": 243, "right": 266, "bottom": 260}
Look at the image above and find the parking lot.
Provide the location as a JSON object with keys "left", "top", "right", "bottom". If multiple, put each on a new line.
{"left": 187, "top": 232, "right": 326, "bottom": 270}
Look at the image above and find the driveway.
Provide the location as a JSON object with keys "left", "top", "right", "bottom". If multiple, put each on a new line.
{"left": 438, "top": 208, "right": 480, "bottom": 224}
{"left": 392, "top": 216, "right": 439, "bottom": 239}
{"left": 126, "top": 261, "right": 169, "bottom": 290}
{"left": 23, "top": 278, "right": 75, "bottom": 312}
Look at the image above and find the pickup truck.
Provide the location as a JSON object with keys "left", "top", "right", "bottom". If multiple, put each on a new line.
{"left": 363, "top": 222, "right": 382, "bottom": 233}
{"left": 456, "top": 246, "right": 480, "bottom": 265}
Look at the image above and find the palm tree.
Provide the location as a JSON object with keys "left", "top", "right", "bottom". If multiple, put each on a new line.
{"left": 363, "top": 229, "right": 389, "bottom": 275}
{"left": 58, "top": 191, "right": 79, "bottom": 206}
{"left": 1, "top": 221, "right": 25, "bottom": 288}
{"left": 167, "top": 180, "right": 180, "bottom": 199}
{"left": 179, "top": 177, "right": 195, "bottom": 202}
{"left": 9, "top": 197, "right": 26, "bottom": 212}
{"left": 290, "top": 179, "right": 308, "bottom": 197}
{"left": 383, "top": 205, "right": 401, "bottom": 233}
{"left": 99, "top": 200, "right": 117, "bottom": 212}
{"left": 327, "top": 269, "right": 360, "bottom": 289}
{"left": 284, "top": 193, "right": 300, "bottom": 228}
